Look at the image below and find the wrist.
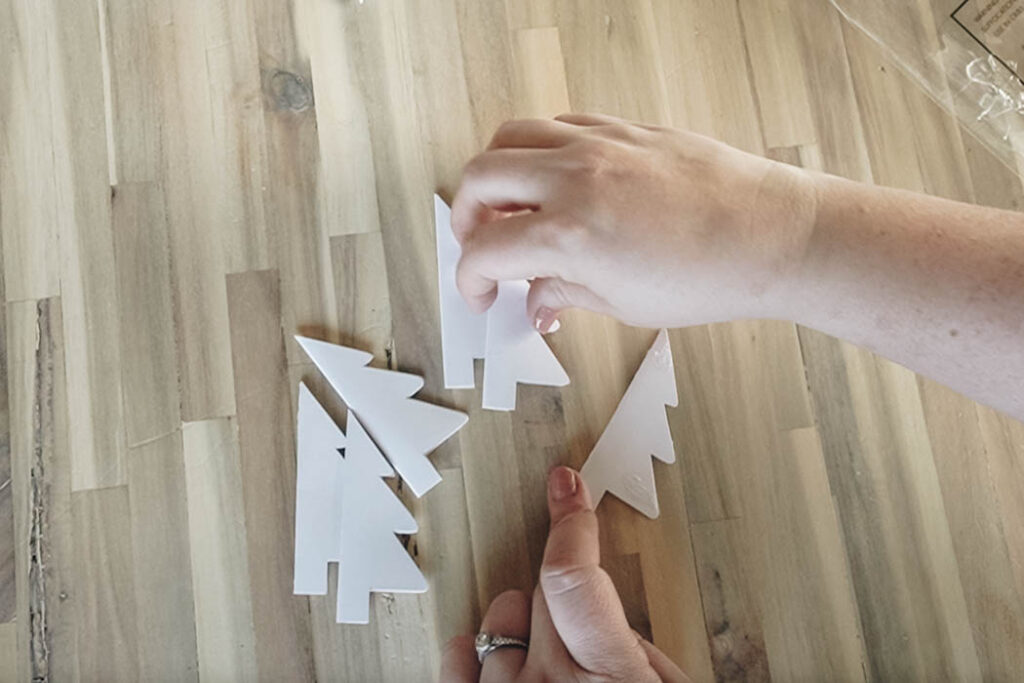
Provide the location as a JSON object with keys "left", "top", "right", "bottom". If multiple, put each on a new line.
{"left": 747, "top": 161, "right": 823, "bottom": 323}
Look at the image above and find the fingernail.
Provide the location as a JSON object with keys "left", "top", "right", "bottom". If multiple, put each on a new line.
{"left": 549, "top": 466, "right": 577, "bottom": 501}
{"left": 534, "top": 307, "right": 558, "bottom": 334}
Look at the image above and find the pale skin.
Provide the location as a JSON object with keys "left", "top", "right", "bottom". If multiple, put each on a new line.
{"left": 439, "top": 114, "right": 1024, "bottom": 681}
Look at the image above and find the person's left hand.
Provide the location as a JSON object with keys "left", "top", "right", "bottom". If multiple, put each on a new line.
{"left": 439, "top": 467, "right": 689, "bottom": 682}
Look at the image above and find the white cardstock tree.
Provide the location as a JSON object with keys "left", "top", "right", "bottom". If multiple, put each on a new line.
{"left": 580, "top": 329, "right": 679, "bottom": 519}
{"left": 435, "top": 194, "right": 487, "bottom": 389}
{"left": 293, "top": 382, "right": 346, "bottom": 595}
{"left": 337, "top": 413, "right": 427, "bottom": 624}
{"left": 295, "top": 335, "right": 468, "bottom": 497}
{"left": 434, "top": 194, "right": 569, "bottom": 410}
{"left": 292, "top": 383, "right": 427, "bottom": 624}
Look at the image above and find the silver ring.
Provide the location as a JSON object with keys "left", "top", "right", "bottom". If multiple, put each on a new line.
{"left": 475, "top": 632, "right": 529, "bottom": 663}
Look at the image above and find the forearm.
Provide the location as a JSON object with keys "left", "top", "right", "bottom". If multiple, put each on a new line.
{"left": 785, "top": 173, "right": 1024, "bottom": 421}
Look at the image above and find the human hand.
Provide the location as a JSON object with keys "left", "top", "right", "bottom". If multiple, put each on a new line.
{"left": 439, "top": 467, "right": 689, "bottom": 682}
{"left": 451, "top": 113, "right": 818, "bottom": 331}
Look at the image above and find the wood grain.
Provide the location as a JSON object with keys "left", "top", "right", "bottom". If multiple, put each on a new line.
{"left": 71, "top": 486, "right": 139, "bottom": 682}
{"left": 127, "top": 431, "right": 199, "bottom": 682}
{"left": 52, "top": 0, "right": 126, "bottom": 491}
{"left": 111, "top": 182, "right": 180, "bottom": 447}
{"left": 0, "top": 623, "right": 14, "bottom": 683}
{"left": 226, "top": 269, "right": 315, "bottom": 681}
{"left": 2, "top": 0, "right": 1024, "bottom": 680}
{"left": 181, "top": 419, "right": 258, "bottom": 681}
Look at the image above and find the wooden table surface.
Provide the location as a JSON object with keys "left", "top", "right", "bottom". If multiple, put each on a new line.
{"left": 3, "top": 0, "right": 1024, "bottom": 680}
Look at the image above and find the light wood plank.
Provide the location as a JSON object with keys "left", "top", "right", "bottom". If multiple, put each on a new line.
{"left": 738, "top": 0, "right": 817, "bottom": 148}
{"left": 453, "top": 0, "right": 518, "bottom": 148}
{"left": 50, "top": 0, "right": 126, "bottom": 491}
{"left": 127, "top": 431, "right": 199, "bottom": 682}
{"left": 338, "top": 0, "right": 444, "bottom": 380}
{"left": 0, "top": 0, "right": 61, "bottom": 301}
{"left": 784, "top": 0, "right": 873, "bottom": 181}
{"left": 104, "top": 0, "right": 165, "bottom": 182}
{"left": 253, "top": 0, "right": 340, "bottom": 365}
{"left": 977, "top": 408, "right": 1024, "bottom": 627}
{"left": 755, "top": 428, "right": 866, "bottom": 680}
{"left": 513, "top": 28, "right": 572, "bottom": 119}
{"left": 0, "top": 623, "right": 15, "bottom": 683}
{"left": 421, "top": 468, "right": 481, "bottom": 644}
{"left": 408, "top": 0, "right": 485, "bottom": 191}
{"left": 306, "top": 0, "right": 382, "bottom": 237}
{"left": 182, "top": 419, "right": 258, "bottom": 682}
{"left": 559, "top": 0, "right": 672, "bottom": 126}
{"left": 920, "top": 382, "right": 1024, "bottom": 679}
{"left": 691, "top": 519, "right": 771, "bottom": 682}
{"left": 158, "top": 0, "right": 238, "bottom": 420}
{"left": 0, "top": 278, "right": 11, "bottom": 623}
{"left": 111, "top": 182, "right": 181, "bottom": 447}
{"left": 800, "top": 330, "right": 983, "bottom": 680}
{"left": 71, "top": 486, "right": 139, "bottom": 681}
{"left": 330, "top": 233, "right": 393, "bottom": 361}
{"left": 226, "top": 269, "right": 316, "bottom": 681}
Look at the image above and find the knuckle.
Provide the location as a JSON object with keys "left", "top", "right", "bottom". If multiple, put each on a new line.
{"left": 462, "top": 152, "right": 489, "bottom": 179}
{"left": 567, "top": 139, "right": 612, "bottom": 180}
{"left": 546, "top": 211, "right": 589, "bottom": 254}
{"left": 491, "top": 119, "right": 518, "bottom": 142}
{"left": 540, "top": 561, "right": 602, "bottom": 597}
{"left": 441, "top": 634, "right": 471, "bottom": 655}
{"left": 604, "top": 122, "right": 634, "bottom": 140}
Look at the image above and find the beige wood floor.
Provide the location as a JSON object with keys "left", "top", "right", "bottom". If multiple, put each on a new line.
{"left": 3, "top": 0, "right": 1024, "bottom": 680}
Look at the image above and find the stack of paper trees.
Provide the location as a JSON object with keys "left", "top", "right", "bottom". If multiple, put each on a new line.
{"left": 293, "top": 337, "right": 467, "bottom": 623}
{"left": 435, "top": 195, "right": 570, "bottom": 409}
{"left": 580, "top": 329, "right": 679, "bottom": 519}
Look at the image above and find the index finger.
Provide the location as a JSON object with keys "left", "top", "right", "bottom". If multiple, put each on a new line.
{"left": 456, "top": 212, "right": 563, "bottom": 313}
{"left": 540, "top": 468, "right": 652, "bottom": 677}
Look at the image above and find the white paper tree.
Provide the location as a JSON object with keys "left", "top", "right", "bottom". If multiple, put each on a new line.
{"left": 435, "top": 194, "right": 487, "bottom": 389}
{"left": 295, "top": 335, "right": 468, "bottom": 497}
{"left": 434, "top": 194, "right": 569, "bottom": 410}
{"left": 293, "top": 382, "right": 346, "bottom": 595}
{"left": 482, "top": 280, "right": 570, "bottom": 410}
{"left": 337, "top": 413, "right": 427, "bottom": 623}
{"left": 292, "top": 383, "right": 427, "bottom": 623}
{"left": 580, "top": 329, "right": 678, "bottom": 519}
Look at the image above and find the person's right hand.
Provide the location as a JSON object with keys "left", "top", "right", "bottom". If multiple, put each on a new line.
{"left": 451, "top": 113, "right": 818, "bottom": 332}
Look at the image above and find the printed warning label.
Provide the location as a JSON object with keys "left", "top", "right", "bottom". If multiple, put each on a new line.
{"left": 953, "top": 0, "right": 1024, "bottom": 80}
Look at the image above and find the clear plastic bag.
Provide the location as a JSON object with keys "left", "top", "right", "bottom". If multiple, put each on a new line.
{"left": 831, "top": 0, "right": 1024, "bottom": 172}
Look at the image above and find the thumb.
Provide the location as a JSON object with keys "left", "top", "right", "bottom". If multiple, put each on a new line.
{"left": 540, "top": 467, "right": 651, "bottom": 677}
{"left": 527, "top": 277, "right": 611, "bottom": 333}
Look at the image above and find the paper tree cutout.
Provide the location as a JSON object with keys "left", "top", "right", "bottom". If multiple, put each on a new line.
{"left": 337, "top": 413, "right": 427, "bottom": 623}
{"left": 295, "top": 336, "right": 468, "bottom": 497}
{"left": 482, "top": 280, "right": 570, "bottom": 410}
{"left": 435, "top": 195, "right": 487, "bottom": 388}
{"left": 293, "top": 382, "right": 346, "bottom": 595}
{"left": 434, "top": 194, "right": 569, "bottom": 410}
{"left": 580, "top": 329, "right": 678, "bottom": 518}
{"left": 292, "top": 383, "right": 426, "bottom": 623}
